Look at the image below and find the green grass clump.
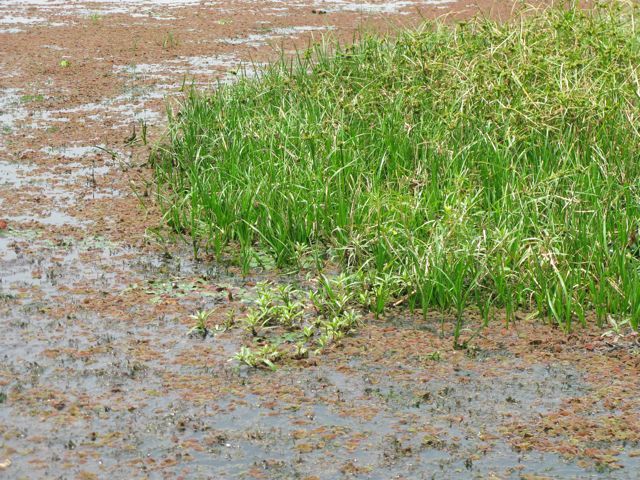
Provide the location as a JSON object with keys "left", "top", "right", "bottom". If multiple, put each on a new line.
{"left": 232, "top": 279, "right": 362, "bottom": 369}
{"left": 154, "top": 2, "right": 640, "bottom": 337}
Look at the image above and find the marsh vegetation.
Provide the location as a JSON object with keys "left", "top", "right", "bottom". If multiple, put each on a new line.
{"left": 155, "top": 2, "right": 640, "bottom": 349}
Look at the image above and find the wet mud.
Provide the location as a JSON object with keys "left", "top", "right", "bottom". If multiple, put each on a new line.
{"left": 1, "top": 0, "right": 638, "bottom": 479}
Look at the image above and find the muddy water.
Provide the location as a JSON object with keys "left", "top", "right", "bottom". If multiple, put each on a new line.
{"left": 1, "top": 0, "right": 639, "bottom": 479}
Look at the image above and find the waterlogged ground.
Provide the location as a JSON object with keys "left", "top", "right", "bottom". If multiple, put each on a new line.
{"left": 1, "top": 0, "right": 639, "bottom": 479}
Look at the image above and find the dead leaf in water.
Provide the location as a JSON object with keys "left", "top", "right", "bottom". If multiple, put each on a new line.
{"left": 0, "top": 458, "right": 11, "bottom": 469}
{"left": 296, "top": 443, "right": 314, "bottom": 453}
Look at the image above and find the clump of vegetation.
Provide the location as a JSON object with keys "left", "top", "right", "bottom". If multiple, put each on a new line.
{"left": 188, "top": 309, "right": 212, "bottom": 338}
{"left": 88, "top": 13, "right": 102, "bottom": 24}
{"left": 20, "top": 94, "right": 45, "bottom": 104}
{"left": 233, "top": 344, "right": 281, "bottom": 370}
{"left": 242, "top": 283, "right": 305, "bottom": 336}
{"left": 155, "top": 2, "right": 640, "bottom": 341}
{"left": 232, "top": 280, "right": 362, "bottom": 369}
{"left": 162, "top": 31, "right": 178, "bottom": 50}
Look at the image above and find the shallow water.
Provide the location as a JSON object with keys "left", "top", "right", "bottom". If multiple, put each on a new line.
{"left": 1, "top": 1, "right": 638, "bottom": 479}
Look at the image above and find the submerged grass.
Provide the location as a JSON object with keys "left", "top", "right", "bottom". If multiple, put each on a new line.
{"left": 154, "top": 2, "right": 640, "bottom": 338}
